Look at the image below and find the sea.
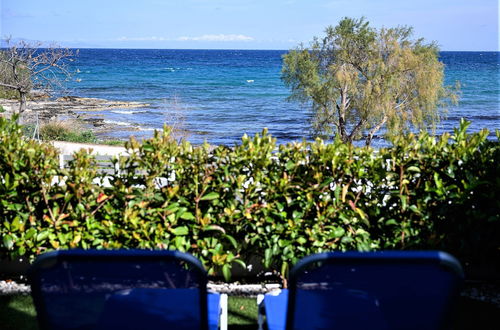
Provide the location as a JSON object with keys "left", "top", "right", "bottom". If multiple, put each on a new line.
{"left": 64, "top": 49, "right": 499, "bottom": 146}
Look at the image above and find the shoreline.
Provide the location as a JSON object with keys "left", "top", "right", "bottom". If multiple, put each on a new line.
{"left": 0, "top": 96, "right": 152, "bottom": 141}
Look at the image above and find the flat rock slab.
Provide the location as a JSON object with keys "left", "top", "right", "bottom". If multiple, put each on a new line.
{"left": 0, "top": 96, "right": 149, "bottom": 122}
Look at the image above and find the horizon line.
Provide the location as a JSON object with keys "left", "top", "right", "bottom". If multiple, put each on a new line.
{"left": 11, "top": 46, "right": 499, "bottom": 52}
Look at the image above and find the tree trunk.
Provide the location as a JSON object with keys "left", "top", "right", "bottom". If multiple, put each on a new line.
{"left": 348, "top": 118, "right": 366, "bottom": 143}
{"left": 338, "top": 88, "right": 349, "bottom": 143}
{"left": 365, "top": 115, "right": 388, "bottom": 146}
{"left": 338, "top": 117, "right": 349, "bottom": 143}
{"left": 365, "top": 132, "right": 375, "bottom": 146}
{"left": 18, "top": 91, "right": 27, "bottom": 114}
{"left": 16, "top": 91, "right": 27, "bottom": 124}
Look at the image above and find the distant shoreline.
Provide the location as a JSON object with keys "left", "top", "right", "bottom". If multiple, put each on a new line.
{"left": 0, "top": 96, "right": 151, "bottom": 141}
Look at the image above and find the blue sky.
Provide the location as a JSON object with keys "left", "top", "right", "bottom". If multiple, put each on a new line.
{"left": 1, "top": 0, "right": 498, "bottom": 50}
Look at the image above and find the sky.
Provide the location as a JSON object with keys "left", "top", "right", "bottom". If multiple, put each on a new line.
{"left": 1, "top": 0, "right": 498, "bottom": 51}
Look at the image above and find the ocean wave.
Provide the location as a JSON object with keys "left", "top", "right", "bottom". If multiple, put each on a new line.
{"left": 104, "top": 120, "right": 132, "bottom": 126}
{"left": 104, "top": 120, "right": 156, "bottom": 132}
{"left": 163, "top": 67, "right": 186, "bottom": 72}
{"left": 447, "top": 115, "right": 500, "bottom": 121}
{"left": 111, "top": 110, "right": 147, "bottom": 115}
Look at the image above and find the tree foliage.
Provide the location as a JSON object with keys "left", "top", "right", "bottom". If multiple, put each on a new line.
{"left": 282, "top": 17, "right": 458, "bottom": 145}
{"left": 0, "top": 38, "right": 76, "bottom": 115}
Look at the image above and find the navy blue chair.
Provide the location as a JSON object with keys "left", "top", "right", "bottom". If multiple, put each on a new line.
{"left": 258, "top": 251, "right": 464, "bottom": 330}
{"left": 28, "top": 249, "right": 227, "bottom": 330}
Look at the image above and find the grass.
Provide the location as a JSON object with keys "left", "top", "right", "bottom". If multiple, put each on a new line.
{"left": 1, "top": 294, "right": 499, "bottom": 329}
{"left": 0, "top": 294, "right": 259, "bottom": 330}
{"left": 228, "top": 296, "right": 259, "bottom": 329}
{"left": 39, "top": 121, "right": 97, "bottom": 144}
{"left": 100, "top": 139, "right": 126, "bottom": 146}
{"left": 0, "top": 295, "right": 38, "bottom": 330}
{"left": 21, "top": 121, "right": 129, "bottom": 146}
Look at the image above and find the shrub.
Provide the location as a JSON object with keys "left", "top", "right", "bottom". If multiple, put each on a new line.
{"left": 101, "top": 139, "right": 125, "bottom": 146}
{"left": 0, "top": 116, "right": 498, "bottom": 280}
{"left": 0, "top": 87, "right": 18, "bottom": 100}
{"left": 40, "top": 121, "right": 97, "bottom": 143}
{"left": 0, "top": 116, "right": 60, "bottom": 258}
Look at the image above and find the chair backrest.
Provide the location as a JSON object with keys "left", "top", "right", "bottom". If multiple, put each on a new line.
{"left": 29, "top": 249, "right": 209, "bottom": 330}
{"left": 286, "top": 251, "right": 464, "bottom": 330}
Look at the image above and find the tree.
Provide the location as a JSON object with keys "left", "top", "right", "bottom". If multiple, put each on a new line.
{"left": 282, "top": 17, "right": 458, "bottom": 146}
{"left": 0, "top": 39, "right": 76, "bottom": 116}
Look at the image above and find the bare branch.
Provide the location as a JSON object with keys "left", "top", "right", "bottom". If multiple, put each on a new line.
{"left": 0, "top": 82, "right": 19, "bottom": 90}
{"left": 0, "top": 38, "right": 76, "bottom": 116}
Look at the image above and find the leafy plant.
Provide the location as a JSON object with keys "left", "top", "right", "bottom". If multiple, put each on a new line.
{"left": 0, "top": 116, "right": 498, "bottom": 281}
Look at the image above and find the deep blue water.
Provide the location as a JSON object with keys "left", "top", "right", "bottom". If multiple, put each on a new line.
{"left": 65, "top": 49, "right": 499, "bottom": 145}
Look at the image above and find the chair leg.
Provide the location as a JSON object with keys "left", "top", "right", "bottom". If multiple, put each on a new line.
{"left": 257, "top": 294, "right": 265, "bottom": 330}
{"left": 219, "top": 293, "right": 228, "bottom": 330}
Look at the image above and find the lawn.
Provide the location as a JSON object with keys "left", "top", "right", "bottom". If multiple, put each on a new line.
{"left": 1, "top": 294, "right": 499, "bottom": 329}
{"left": 0, "top": 295, "right": 37, "bottom": 330}
{"left": 0, "top": 294, "right": 259, "bottom": 330}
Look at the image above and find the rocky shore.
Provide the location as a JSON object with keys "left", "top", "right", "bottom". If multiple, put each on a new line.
{"left": 0, "top": 95, "right": 150, "bottom": 138}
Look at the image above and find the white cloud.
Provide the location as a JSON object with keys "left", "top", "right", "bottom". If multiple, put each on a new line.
{"left": 177, "top": 34, "right": 254, "bottom": 42}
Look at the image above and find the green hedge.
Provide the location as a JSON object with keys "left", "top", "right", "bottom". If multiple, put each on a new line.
{"left": 1, "top": 116, "right": 499, "bottom": 280}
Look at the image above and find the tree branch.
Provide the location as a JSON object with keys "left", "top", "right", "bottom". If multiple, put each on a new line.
{"left": 365, "top": 115, "right": 388, "bottom": 146}
{"left": 0, "top": 39, "right": 75, "bottom": 115}
{"left": 348, "top": 118, "right": 366, "bottom": 141}
{"left": 0, "top": 82, "right": 19, "bottom": 90}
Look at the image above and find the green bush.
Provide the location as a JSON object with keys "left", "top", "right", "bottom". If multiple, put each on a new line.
{"left": 0, "top": 116, "right": 60, "bottom": 258}
{"left": 0, "top": 116, "right": 498, "bottom": 280}
{"left": 40, "top": 121, "right": 97, "bottom": 143}
{"left": 101, "top": 139, "right": 125, "bottom": 146}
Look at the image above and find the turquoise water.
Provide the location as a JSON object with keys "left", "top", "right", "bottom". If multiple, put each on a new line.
{"left": 66, "top": 50, "right": 499, "bottom": 145}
